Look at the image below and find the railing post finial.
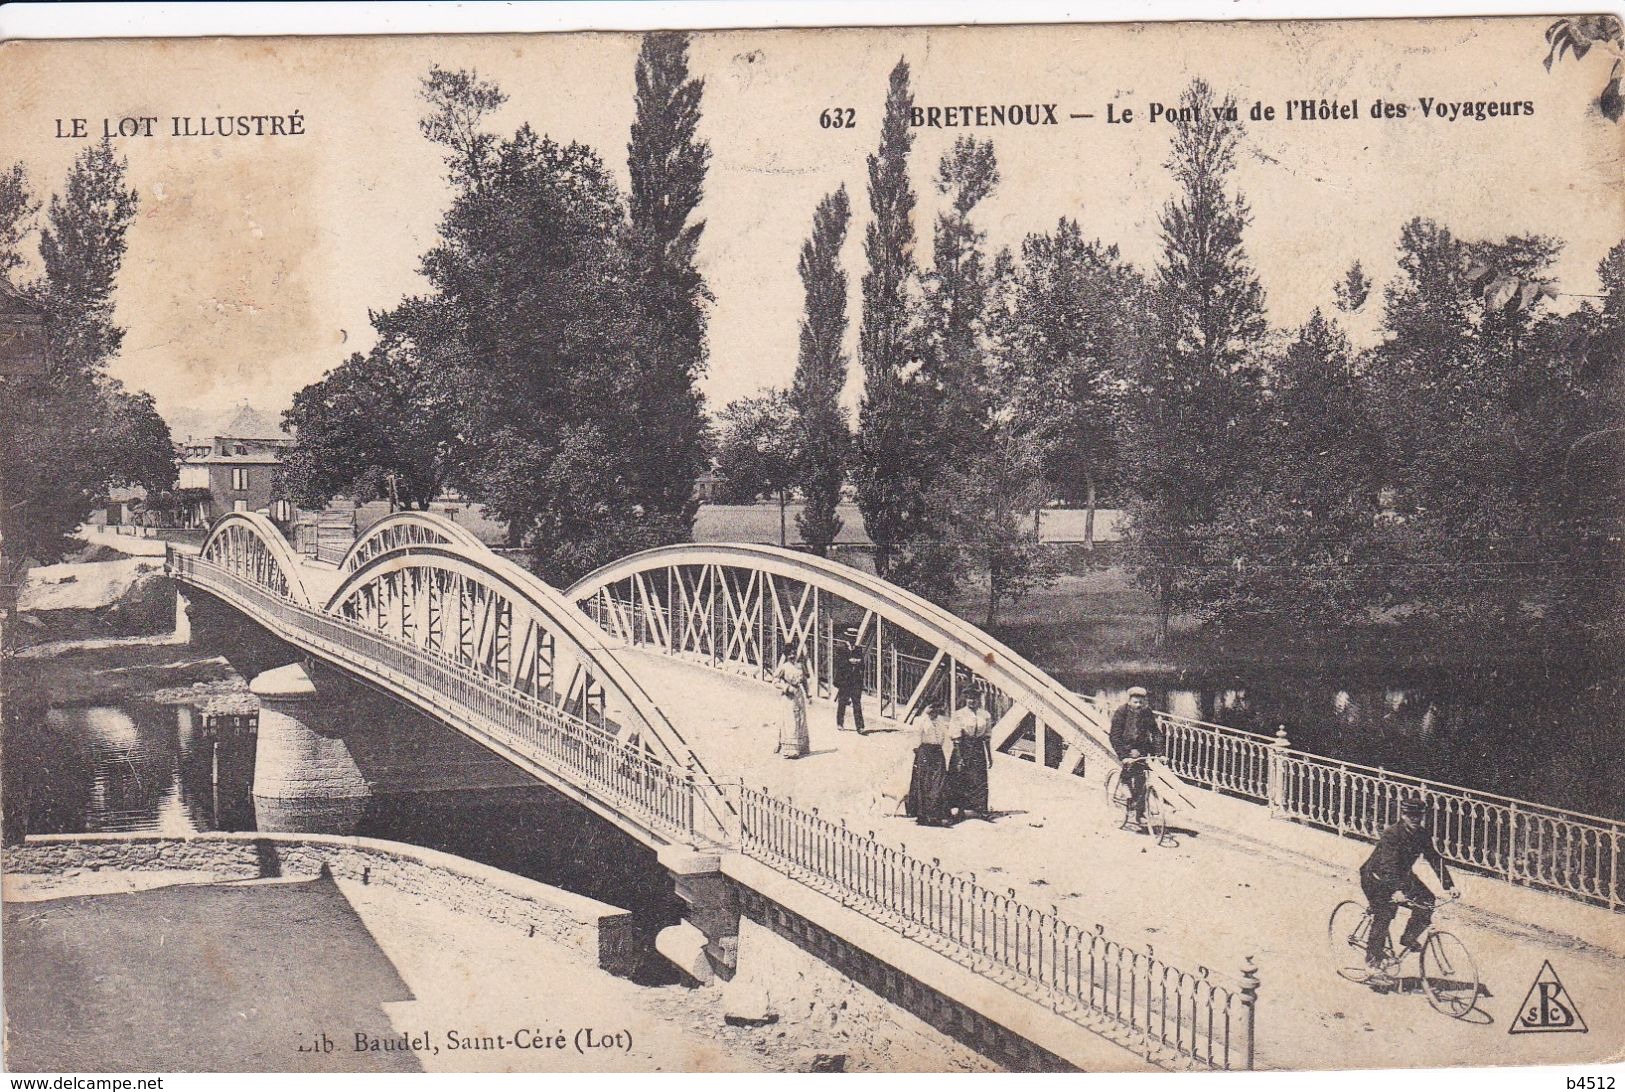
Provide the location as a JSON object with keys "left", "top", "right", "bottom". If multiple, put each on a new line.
{"left": 1266, "top": 725, "right": 1291, "bottom": 818}
{"left": 1239, "top": 955, "right": 1260, "bottom": 1071}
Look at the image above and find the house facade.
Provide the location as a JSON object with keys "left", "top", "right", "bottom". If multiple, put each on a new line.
{"left": 176, "top": 435, "right": 295, "bottom": 526}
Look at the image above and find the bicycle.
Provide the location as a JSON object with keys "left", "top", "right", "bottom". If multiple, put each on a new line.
{"left": 1104, "top": 754, "right": 1171, "bottom": 844}
{"left": 1326, "top": 890, "right": 1480, "bottom": 1018}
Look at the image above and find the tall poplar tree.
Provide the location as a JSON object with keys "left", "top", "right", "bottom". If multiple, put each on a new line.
{"left": 37, "top": 139, "right": 139, "bottom": 383}
{"left": 625, "top": 31, "right": 713, "bottom": 540}
{"left": 1120, "top": 79, "right": 1268, "bottom": 644}
{"left": 0, "top": 142, "right": 174, "bottom": 564}
{"left": 790, "top": 185, "right": 852, "bottom": 556}
{"left": 920, "top": 136, "right": 1001, "bottom": 472}
{"left": 853, "top": 58, "right": 926, "bottom": 579}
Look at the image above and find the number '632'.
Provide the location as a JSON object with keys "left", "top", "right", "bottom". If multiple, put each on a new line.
{"left": 819, "top": 108, "right": 856, "bottom": 129}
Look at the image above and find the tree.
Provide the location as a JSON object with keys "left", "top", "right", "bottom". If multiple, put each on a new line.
{"left": 94, "top": 382, "right": 177, "bottom": 499}
{"left": 0, "top": 162, "right": 39, "bottom": 285}
{"left": 421, "top": 122, "right": 652, "bottom": 580}
{"left": 277, "top": 318, "right": 455, "bottom": 512}
{"left": 919, "top": 136, "right": 1002, "bottom": 471}
{"left": 1363, "top": 219, "right": 1602, "bottom": 637}
{"left": 930, "top": 426, "right": 1055, "bottom": 627}
{"left": 713, "top": 390, "right": 802, "bottom": 546}
{"left": 407, "top": 62, "right": 726, "bottom": 582}
{"left": 1193, "top": 310, "right": 1383, "bottom": 633}
{"left": 853, "top": 59, "right": 930, "bottom": 580}
{"left": 789, "top": 186, "right": 852, "bottom": 556}
{"left": 418, "top": 65, "right": 508, "bottom": 190}
{"left": 624, "top": 31, "right": 713, "bottom": 540}
{"left": 36, "top": 139, "right": 139, "bottom": 382}
{"left": 1334, "top": 260, "right": 1371, "bottom": 314}
{"left": 1119, "top": 79, "right": 1268, "bottom": 645}
{"left": 1003, "top": 218, "right": 1148, "bottom": 547}
{"left": 0, "top": 142, "right": 171, "bottom": 565}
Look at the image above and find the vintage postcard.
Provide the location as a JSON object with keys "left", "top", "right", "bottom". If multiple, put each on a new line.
{"left": 1, "top": 10, "right": 1622, "bottom": 1077}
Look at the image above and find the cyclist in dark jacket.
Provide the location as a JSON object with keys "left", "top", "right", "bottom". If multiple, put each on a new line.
{"left": 1109, "top": 686, "right": 1161, "bottom": 827}
{"left": 1360, "top": 796, "right": 1458, "bottom": 967}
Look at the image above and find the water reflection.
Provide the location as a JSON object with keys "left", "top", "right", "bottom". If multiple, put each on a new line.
{"left": 16, "top": 696, "right": 684, "bottom": 981}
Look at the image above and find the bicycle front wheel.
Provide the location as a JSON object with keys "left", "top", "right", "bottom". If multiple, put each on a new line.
{"left": 1421, "top": 931, "right": 1479, "bottom": 1018}
{"left": 1104, "top": 768, "right": 1124, "bottom": 810}
{"left": 1145, "top": 788, "right": 1170, "bottom": 845}
{"left": 1326, "top": 900, "right": 1370, "bottom": 976}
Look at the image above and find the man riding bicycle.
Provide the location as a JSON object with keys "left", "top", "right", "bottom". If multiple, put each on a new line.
{"left": 1109, "top": 686, "right": 1162, "bottom": 830}
{"left": 1360, "top": 795, "right": 1458, "bottom": 968}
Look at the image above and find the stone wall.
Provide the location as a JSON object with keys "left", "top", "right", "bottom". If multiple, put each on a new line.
{"left": 5, "top": 831, "right": 642, "bottom": 975}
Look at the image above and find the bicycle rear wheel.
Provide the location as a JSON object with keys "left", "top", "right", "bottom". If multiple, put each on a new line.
{"left": 1326, "top": 900, "right": 1371, "bottom": 977}
{"left": 1104, "top": 768, "right": 1123, "bottom": 810}
{"left": 1420, "top": 931, "right": 1479, "bottom": 1018}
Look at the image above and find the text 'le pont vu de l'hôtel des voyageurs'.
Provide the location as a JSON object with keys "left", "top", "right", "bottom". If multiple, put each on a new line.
{"left": 889, "top": 96, "right": 1536, "bottom": 128}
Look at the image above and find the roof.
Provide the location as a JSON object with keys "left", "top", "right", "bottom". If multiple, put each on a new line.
{"left": 219, "top": 402, "right": 291, "bottom": 441}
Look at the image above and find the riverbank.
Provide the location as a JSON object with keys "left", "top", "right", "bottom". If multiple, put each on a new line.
{"left": 963, "top": 567, "right": 1611, "bottom": 684}
{"left": 4, "top": 834, "right": 994, "bottom": 1073}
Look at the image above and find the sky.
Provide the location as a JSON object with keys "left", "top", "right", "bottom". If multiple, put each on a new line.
{"left": 1, "top": 16, "right": 1621, "bottom": 436}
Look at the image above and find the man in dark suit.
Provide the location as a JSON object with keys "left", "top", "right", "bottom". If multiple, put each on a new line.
{"left": 1109, "top": 686, "right": 1161, "bottom": 828}
{"left": 1360, "top": 795, "right": 1457, "bottom": 967}
{"left": 833, "top": 627, "right": 867, "bottom": 734}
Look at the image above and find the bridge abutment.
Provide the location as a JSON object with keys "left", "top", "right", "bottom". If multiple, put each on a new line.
{"left": 656, "top": 845, "right": 739, "bottom": 985}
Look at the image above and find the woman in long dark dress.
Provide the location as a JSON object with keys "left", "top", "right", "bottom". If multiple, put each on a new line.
{"left": 905, "top": 699, "right": 950, "bottom": 825}
{"left": 947, "top": 690, "right": 992, "bottom": 817}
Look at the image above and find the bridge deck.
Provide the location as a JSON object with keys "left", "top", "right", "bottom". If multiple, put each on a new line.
{"left": 623, "top": 648, "right": 1624, "bottom": 1072}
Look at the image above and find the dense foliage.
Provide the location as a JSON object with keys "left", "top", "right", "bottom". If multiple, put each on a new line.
{"left": 282, "top": 37, "right": 713, "bottom": 584}
{"left": 0, "top": 143, "right": 176, "bottom": 565}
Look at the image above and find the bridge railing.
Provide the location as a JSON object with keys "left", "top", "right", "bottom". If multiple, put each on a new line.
{"left": 1272, "top": 749, "right": 1622, "bottom": 910}
{"left": 735, "top": 784, "right": 1257, "bottom": 1072}
{"left": 1078, "top": 695, "right": 1623, "bottom": 911}
{"left": 172, "top": 551, "right": 704, "bottom": 844}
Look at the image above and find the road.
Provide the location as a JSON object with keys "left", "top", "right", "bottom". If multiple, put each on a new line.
{"left": 623, "top": 648, "right": 1625, "bottom": 1072}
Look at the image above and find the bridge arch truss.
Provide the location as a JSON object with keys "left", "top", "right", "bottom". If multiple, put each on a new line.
{"left": 198, "top": 511, "right": 312, "bottom": 607}
{"left": 566, "top": 544, "right": 1115, "bottom": 776}
{"left": 173, "top": 512, "right": 730, "bottom": 845}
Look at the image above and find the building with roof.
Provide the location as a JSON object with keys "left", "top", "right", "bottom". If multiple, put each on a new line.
{"left": 175, "top": 433, "right": 294, "bottom": 526}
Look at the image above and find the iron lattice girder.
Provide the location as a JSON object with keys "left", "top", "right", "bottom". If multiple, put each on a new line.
{"left": 337, "top": 509, "right": 487, "bottom": 575}
{"left": 194, "top": 511, "right": 729, "bottom": 833}
{"left": 198, "top": 511, "right": 312, "bottom": 607}
{"left": 567, "top": 543, "right": 1117, "bottom": 767}
{"left": 326, "top": 541, "right": 708, "bottom": 774}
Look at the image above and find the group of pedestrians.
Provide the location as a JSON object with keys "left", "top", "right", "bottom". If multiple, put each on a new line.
{"left": 767, "top": 630, "right": 997, "bottom": 826}
{"left": 903, "top": 689, "right": 994, "bottom": 826}
{"left": 769, "top": 627, "right": 869, "bottom": 760}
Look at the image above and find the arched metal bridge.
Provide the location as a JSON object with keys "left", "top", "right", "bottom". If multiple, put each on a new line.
{"left": 170, "top": 511, "right": 732, "bottom": 846}
{"left": 171, "top": 513, "right": 1124, "bottom": 853}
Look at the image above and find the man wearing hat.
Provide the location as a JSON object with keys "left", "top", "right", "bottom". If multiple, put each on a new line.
{"left": 1359, "top": 796, "right": 1458, "bottom": 968}
{"left": 833, "top": 627, "right": 867, "bottom": 734}
{"left": 1109, "top": 686, "right": 1162, "bottom": 829}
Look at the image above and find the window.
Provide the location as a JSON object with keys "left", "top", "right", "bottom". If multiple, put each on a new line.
{"left": 271, "top": 499, "right": 292, "bottom": 522}
{"left": 231, "top": 467, "right": 250, "bottom": 491}
{"left": 232, "top": 500, "right": 248, "bottom": 513}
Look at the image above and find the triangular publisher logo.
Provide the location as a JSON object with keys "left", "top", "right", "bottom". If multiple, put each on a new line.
{"left": 1508, "top": 960, "right": 1587, "bottom": 1034}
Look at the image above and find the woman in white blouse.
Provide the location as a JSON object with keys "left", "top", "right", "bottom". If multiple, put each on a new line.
{"left": 905, "top": 698, "right": 950, "bottom": 825}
